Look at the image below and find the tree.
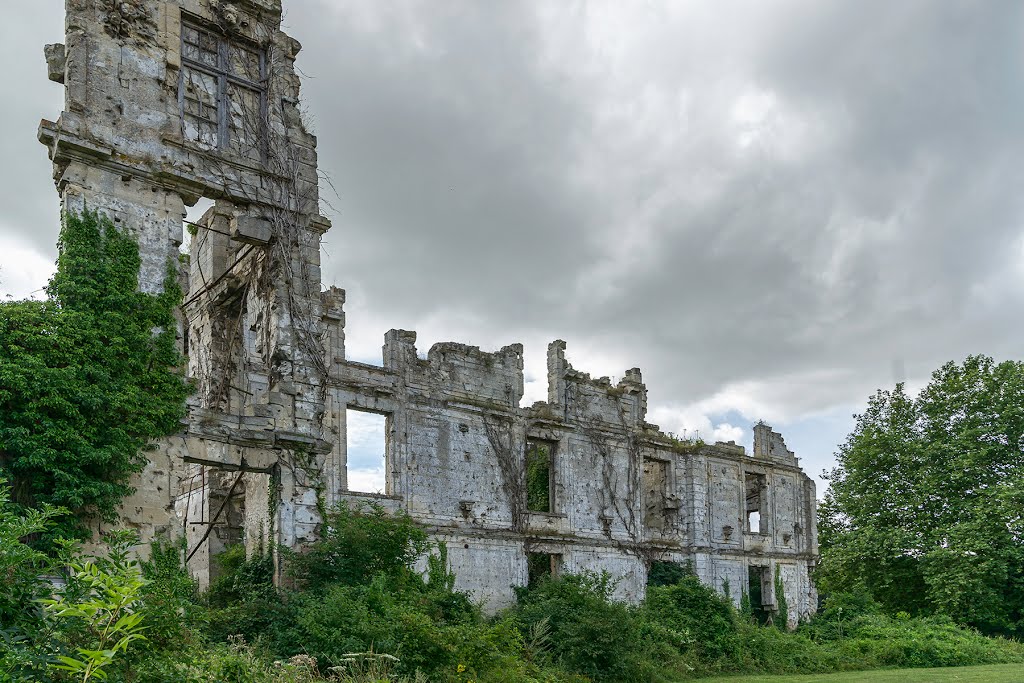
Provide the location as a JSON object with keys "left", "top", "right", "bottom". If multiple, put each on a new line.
{"left": 0, "top": 210, "right": 189, "bottom": 541}
{"left": 818, "top": 356, "right": 1024, "bottom": 636}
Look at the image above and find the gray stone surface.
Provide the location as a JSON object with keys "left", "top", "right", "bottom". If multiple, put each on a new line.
{"left": 41, "top": 0, "right": 818, "bottom": 622}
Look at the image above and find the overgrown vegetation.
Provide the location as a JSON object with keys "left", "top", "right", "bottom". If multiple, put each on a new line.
{"left": 3, "top": 215, "right": 1023, "bottom": 680}
{"left": 4, "top": 495, "right": 1021, "bottom": 682}
{"left": 819, "top": 356, "right": 1024, "bottom": 638}
{"left": 0, "top": 210, "right": 189, "bottom": 541}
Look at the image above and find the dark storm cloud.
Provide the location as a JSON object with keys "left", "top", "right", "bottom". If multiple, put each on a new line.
{"left": 0, "top": 1, "right": 64, "bottom": 254}
{"left": 297, "top": 2, "right": 605, "bottom": 325}
{"left": 3, "top": 1, "right": 1022, "bottom": 480}
{"left": 288, "top": 0, "right": 1024, "bottom": 470}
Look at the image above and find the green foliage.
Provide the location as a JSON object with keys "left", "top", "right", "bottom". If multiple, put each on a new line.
{"left": 511, "top": 572, "right": 651, "bottom": 682}
{"left": 642, "top": 572, "right": 741, "bottom": 663}
{"left": 0, "top": 480, "right": 70, "bottom": 680}
{"left": 647, "top": 560, "right": 689, "bottom": 588}
{"left": 118, "top": 638, "right": 326, "bottom": 683}
{"left": 137, "top": 536, "right": 207, "bottom": 651}
{"left": 283, "top": 578, "right": 548, "bottom": 681}
{"left": 0, "top": 479, "right": 67, "bottom": 631}
{"left": 775, "top": 565, "right": 789, "bottom": 630}
{"left": 283, "top": 576, "right": 456, "bottom": 676}
{"left": 271, "top": 506, "right": 500, "bottom": 679}
{"left": 525, "top": 442, "right": 552, "bottom": 513}
{"left": 206, "top": 544, "right": 293, "bottom": 645}
{"left": 819, "top": 356, "right": 1024, "bottom": 636}
{"left": 42, "top": 532, "right": 149, "bottom": 682}
{"left": 286, "top": 502, "right": 430, "bottom": 592}
{"left": 740, "top": 588, "right": 752, "bottom": 621}
{"left": 0, "top": 210, "right": 189, "bottom": 541}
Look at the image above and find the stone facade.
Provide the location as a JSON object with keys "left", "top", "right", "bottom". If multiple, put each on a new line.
{"left": 40, "top": 0, "right": 818, "bottom": 623}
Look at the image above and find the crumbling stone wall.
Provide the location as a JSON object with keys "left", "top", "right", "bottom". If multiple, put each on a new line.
{"left": 41, "top": 0, "right": 332, "bottom": 581}
{"left": 40, "top": 0, "right": 818, "bottom": 619}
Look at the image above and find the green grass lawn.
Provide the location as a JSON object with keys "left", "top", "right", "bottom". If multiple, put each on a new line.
{"left": 698, "top": 664, "right": 1024, "bottom": 683}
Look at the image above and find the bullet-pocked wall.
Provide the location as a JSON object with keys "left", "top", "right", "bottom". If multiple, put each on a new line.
{"left": 41, "top": 0, "right": 818, "bottom": 623}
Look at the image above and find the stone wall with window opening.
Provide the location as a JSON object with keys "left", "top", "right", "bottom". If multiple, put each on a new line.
{"left": 41, "top": 0, "right": 818, "bottom": 623}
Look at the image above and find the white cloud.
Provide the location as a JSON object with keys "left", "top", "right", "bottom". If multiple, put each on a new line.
{"left": 0, "top": 235, "right": 55, "bottom": 300}
{"left": 347, "top": 467, "right": 386, "bottom": 495}
{"left": 5, "top": 0, "right": 1024, "bottom": 497}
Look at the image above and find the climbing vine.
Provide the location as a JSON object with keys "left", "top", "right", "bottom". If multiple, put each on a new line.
{"left": 774, "top": 564, "right": 789, "bottom": 629}
{"left": 0, "top": 210, "right": 190, "bottom": 541}
{"left": 483, "top": 411, "right": 527, "bottom": 533}
{"left": 571, "top": 388, "right": 669, "bottom": 569}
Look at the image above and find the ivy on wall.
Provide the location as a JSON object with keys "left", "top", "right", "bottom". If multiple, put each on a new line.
{"left": 0, "top": 210, "right": 190, "bottom": 542}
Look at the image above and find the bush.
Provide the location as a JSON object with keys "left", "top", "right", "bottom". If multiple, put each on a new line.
{"left": 835, "top": 613, "right": 1024, "bottom": 669}
{"left": 511, "top": 572, "right": 651, "bottom": 682}
{"left": 642, "top": 572, "right": 741, "bottom": 664}
{"left": 205, "top": 545, "right": 294, "bottom": 645}
{"left": 286, "top": 502, "right": 429, "bottom": 591}
{"left": 137, "top": 536, "right": 207, "bottom": 651}
{"left": 117, "top": 638, "right": 325, "bottom": 683}
{"left": 734, "top": 619, "right": 848, "bottom": 674}
{"left": 646, "top": 560, "right": 689, "bottom": 588}
{"left": 285, "top": 576, "right": 458, "bottom": 676}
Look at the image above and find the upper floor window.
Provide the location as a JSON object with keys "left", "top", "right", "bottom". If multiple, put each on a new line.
{"left": 179, "top": 20, "right": 266, "bottom": 162}
{"left": 525, "top": 439, "right": 556, "bottom": 513}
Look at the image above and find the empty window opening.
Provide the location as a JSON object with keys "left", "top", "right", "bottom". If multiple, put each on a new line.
{"left": 745, "top": 472, "right": 766, "bottom": 534}
{"left": 346, "top": 408, "right": 390, "bottom": 495}
{"left": 182, "top": 196, "right": 217, "bottom": 256}
{"left": 525, "top": 439, "right": 556, "bottom": 513}
{"left": 647, "top": 560, "right": 688, "bottom": 587}
{"left": 180, "top": 19, "right": 266, "bottom": 161}
{"left": 747, "top": 565, "right": 773, "bottom": 625}
{"left": 643, "top": 458, "right": 669, "bottom": 531}
{"left": 527, "top": 552, "right": 561, "bottom": 588}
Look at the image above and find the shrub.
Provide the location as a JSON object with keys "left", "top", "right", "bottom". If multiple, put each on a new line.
{"left": 646, "top": 560, "right": 689, "bottom": 588}
{"left": 206, "top": 545, "right": 293, "bottom": 645}
{"left": 285, "top": 576, "right": 459, "bottom": 676}
{"left": 835, "top": 613, "right": 1024, "bottom": 669}
{"left": 42, "top": 531, "right": 149, "bottom": 682}
{"left": 642, "top": 572, "right": 741, "bottom": 664}
{"left": 137, "top": 536, "right": 207, "bottom": 651}
{"left": 286, "top": 502, "right": 429, "bottom": 592}
{"left": 734, "top": 619, "right": 847, "bottom": 674}
{"left": 0, "top": 481, "right": 65, "bottom": 631}
{"left": 0, "top": 210, "right": 189, "bottom": 542}
{"left": 119, "top": 638, "right": 326, "bottom": 683}
{"left": 511, "top": 572, "right": 649, "bottom": 682}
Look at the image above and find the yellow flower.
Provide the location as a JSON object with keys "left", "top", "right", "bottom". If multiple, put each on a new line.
{"left": 457, "top": 663, "right": 466, "bottom": 673}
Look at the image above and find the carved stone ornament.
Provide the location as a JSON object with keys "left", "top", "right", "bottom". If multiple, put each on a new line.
{"left": 209, "top": 0, "right": 245, "bottom": 35}
{"left": 98, "top": 0, "right": 157, "bottom": 45}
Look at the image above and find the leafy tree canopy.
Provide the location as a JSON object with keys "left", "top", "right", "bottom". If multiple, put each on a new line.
{"left": 0, "top": 210, "right": 189, "bottom": 542}
{"left": 818, "top": 356, "right": 1024, "bottom": 636}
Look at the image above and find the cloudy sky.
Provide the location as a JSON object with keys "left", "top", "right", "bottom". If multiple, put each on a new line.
{"left": 3, "top": 0, "right": 1023, "bottom": 493}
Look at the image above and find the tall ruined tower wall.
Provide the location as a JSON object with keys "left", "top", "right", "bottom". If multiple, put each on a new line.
{"left": 40, "top": 0, "right": 335, "bottom": 577}
{"left": 40, "top": 0, "right": 819, "bottom": 622}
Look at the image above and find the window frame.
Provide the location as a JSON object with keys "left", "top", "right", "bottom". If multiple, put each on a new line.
{"left": 178, "top": 17, "right": 268, "bottom": 159}
{"left": 744, "top": 471, "right": 768, "bottom": 535}
{"left": 525, "top": 438, "right": 557, "bottom": 514}
{"left": 526, "top": 551, "right": 562, "bottom": 588}
{"left": 344, "top": 406, "right": 394, "bottom": 497}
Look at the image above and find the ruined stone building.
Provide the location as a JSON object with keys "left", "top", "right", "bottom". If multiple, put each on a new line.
{"left": 39, "top": 0, "right": 818, "bottom": 623}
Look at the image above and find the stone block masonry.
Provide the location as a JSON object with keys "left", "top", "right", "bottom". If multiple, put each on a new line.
{"left": 40, "top": 0, "right": 818, "bottom": 623}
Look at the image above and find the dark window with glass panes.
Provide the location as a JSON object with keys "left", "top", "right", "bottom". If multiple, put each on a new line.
{"left": 179, "top": 20, "right": 266, "bottom": 162}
